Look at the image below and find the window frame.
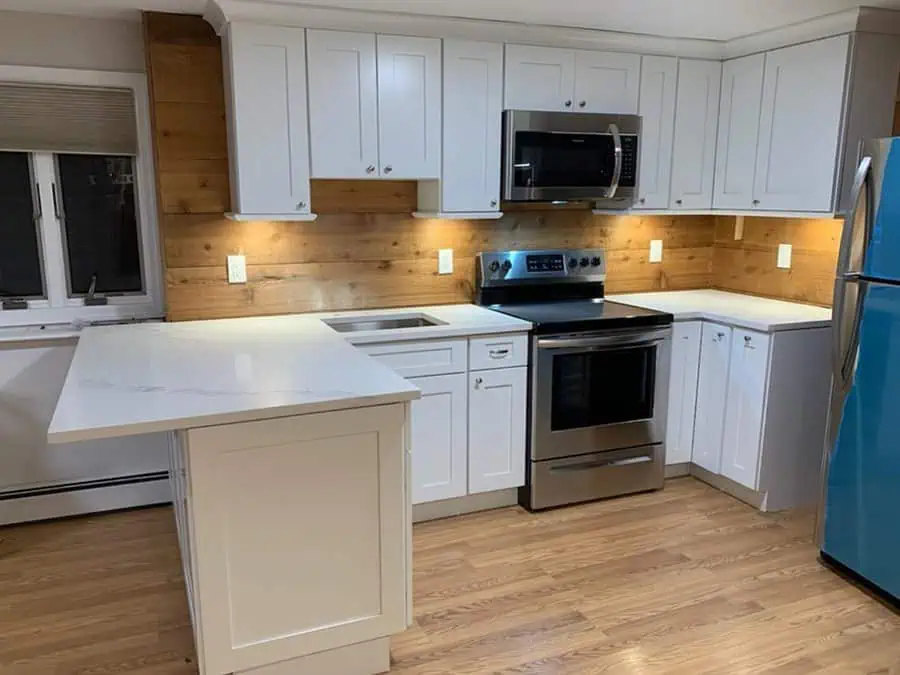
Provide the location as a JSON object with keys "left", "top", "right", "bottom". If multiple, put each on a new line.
{"left": 0, "top": 65, "right": 163, "bottom": 328}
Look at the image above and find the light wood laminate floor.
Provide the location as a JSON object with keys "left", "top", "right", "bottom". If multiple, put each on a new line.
{"left": 0, "top": 478, "right": 898, "bottom": 674}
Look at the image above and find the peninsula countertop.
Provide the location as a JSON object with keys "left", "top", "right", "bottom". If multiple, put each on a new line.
{"left": 48, "top": 304, "right": 531, "bottom": 444}
{"left": 608, "top": 290, "right": 832, "bottom": 332}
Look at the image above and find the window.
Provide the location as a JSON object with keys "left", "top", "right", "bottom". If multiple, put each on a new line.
{"left": 0, "top": 152, "right": 44, "bottom": 299}
{"left": 0, "top": 69, "right": 161, "bottom": 327}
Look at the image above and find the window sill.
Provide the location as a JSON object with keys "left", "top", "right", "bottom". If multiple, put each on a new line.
{"left": 0, "top": 323, "right": 81, "bottom": 345}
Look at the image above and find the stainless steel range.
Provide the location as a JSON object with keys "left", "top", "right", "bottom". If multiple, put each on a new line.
{"left": 476, "top": 249, "right": 674, "bottom": 511}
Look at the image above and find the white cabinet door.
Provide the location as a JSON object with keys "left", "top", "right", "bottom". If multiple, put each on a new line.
{"left": 306, "top": 30, "right": 378, "bottom": 179}
{"left": 692, "top": 322, "right": 732, "bottom": 474}
{"left": 636, "top": 55, "right": 677, "bottom": 209}
{"left": 377, "top": 35, "right": 442, "bottom": 179}
{"left": 754, "top": 35, "right": 850, "bottom": 212}
{"left": 505, "top": 44, "right": 575, "bottom": 112}
{"left": 408, "top": 374, "right": 468, "bottom": 504}
{"left": 721, "top": 330, "right": 771, "bottom": 490}
{"left": 573, "top": 50, "right": 641, "bottom": 114}
{"left": 665, "top": 321, "right": 702, "bottom": 466}
{"left": 670, "top": 59, "right": 721, "bottom": 210}
{"left": 441, "top": 40, "right": 503, "bottom": 213}
{"left": 713, "top": 54, "right": 765, "bottom": 210}
{"left": 468, "top": 367, "right": 527, "bottom": 494}
{"left": 225, "top": 23, "right": 311, "bottom": 216}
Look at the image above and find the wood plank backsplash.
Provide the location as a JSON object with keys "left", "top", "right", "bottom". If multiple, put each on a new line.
{"left": 712, "top": 216, "right": 841, "bottom": 307}
{"left": 143, "top": 12, "right": 837, "bottom": 321}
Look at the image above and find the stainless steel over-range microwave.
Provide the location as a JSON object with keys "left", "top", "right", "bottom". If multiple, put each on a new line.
{"left": 501, "top": 110, "right": 641, "bottom": 209}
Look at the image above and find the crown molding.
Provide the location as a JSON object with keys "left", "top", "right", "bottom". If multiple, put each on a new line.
{"left": 204, "top": 0, "right": 723, "bottom": 58}
{"left": 205, "top": 1, "right": 900, "bottom": 61}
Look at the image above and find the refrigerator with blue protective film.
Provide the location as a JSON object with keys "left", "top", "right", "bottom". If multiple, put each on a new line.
{"left": 819, "top": 136, "right": 900, "bottom": 605}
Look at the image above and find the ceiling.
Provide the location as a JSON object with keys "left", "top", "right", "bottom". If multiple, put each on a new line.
{"left": 4, "top": 0, "right": 900, "bottom": 41}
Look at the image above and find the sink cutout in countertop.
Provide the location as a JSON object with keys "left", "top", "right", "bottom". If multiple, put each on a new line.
{"left": 323, "top": 314, "right": 446, "bottom": 333}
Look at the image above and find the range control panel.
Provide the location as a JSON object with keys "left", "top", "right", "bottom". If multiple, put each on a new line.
{"left": 477, "top": 249, "right": 607, "bottom": 286}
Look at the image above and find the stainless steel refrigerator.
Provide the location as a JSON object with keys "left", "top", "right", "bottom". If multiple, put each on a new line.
{"left": 818, "top": 137, "right": 900, "bottom": 605}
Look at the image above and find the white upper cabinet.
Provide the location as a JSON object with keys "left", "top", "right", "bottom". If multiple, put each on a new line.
{"left": 504, "top": 44, "right": 576, "bottom": 111}
{"left": 721, "top": 329, "right": 771, "bottom": 490}
{"left": 377, "top": 35, "right": 442, "bottom": 179}
{"left": 713, "top": 53, "right": 765, "bottom": 210}
{"left": 670, "top": 59, "right": 722, "bottom": 210}
{"left": 306, "top": 31, "right": 441, "bottom": 180}
{"left": 505, "top": 45, "right": 639, "bottom": 114}
{"left": 635, "top": 55, "right": 677, "bottom": 209}
{"left": 754, "top": 35, "right": 850, "bottom": 212}
{"left": 692, "top": 322, "right": 732, "bottom": 474}
{"left": 306, "top": 30, "right": 378, "bottom": 179}
{"left": 665, "top": 321, "right": 702, "bottom": 466}
{"left": 223, "top": 23, "right": 313, "bottom": 219}
{"left": 573, "top": 50, "right": 641, "bottom": 114}
{"left": 431, "top": 39, "right": 503, "bottom": 215}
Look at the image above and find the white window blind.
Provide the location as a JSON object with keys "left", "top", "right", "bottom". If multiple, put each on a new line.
{"left": 0, "top": 83, "right": 137, "bottom": 155}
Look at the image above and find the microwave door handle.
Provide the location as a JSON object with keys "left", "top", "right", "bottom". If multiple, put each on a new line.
{"left": 606, "top": 123, "right": 623, "bottom": 199}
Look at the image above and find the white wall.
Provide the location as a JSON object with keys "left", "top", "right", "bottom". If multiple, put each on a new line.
{"left": 0, "top": 339, "right": 168, "bottom": 493}
{"left": 0, "top": 11, "right": 144, "bottom": 72}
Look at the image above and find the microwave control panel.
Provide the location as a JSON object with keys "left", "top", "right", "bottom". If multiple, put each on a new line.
{"left": 620, "top": 135, "right": 638, "bottom": 186}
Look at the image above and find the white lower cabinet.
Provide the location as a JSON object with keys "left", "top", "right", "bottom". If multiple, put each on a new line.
{"left": 720, "top": 329, "right": 770, "bottom": 489}
{"left": 468, "top": 367, "right": 527, "bottom": 494}
{"left": 408, "top": 374, "right": 468, "bottom": 503}
{"left": 691, "top": 322, "right": 732, "bottom": 474}
{"left": 665, "top": 321, "right": 702, "bottom": 465}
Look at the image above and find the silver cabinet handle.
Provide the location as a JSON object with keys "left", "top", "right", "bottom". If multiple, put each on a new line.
{"left": 384, "top": 165, "right": 393, "bottom": 174}
{"left": 33, "top": 183, "right": 42, "bottom": 220}
{"left": 639, "top": 197, "right": 646, "bottom": 205}
{"left": 675, "top": 199, "right": 684, "bottom": 206}
{"left": 490, "top": 199, "right": 497, "bottom": 208}
{"left": 489, "top": 348, "right": 509, "bottom": 359}
{"left": 578, "top": 100, "right": 586, "bottom": 108}
{"left": 51, "top": 182, "right": 63, "bottom": 220}
{"left": 716, "top": 332, "right": 726, "bottom": 341}
{"left": 752, "top": 199, "right": 760, "bottom": 206}
{"left": 366, "top": 165, "right": 376, "bottom": 174}
{"left": 296, "top": 201, "right": 306, "bottom": 210}
{"left": 564, "top": 100, "right": 573, "bottom": 107}
{"left": 744, "top": 335, "right": 752, "bottom": 343}
{"left": 474, "top": 377, "right": 484, "bottom": 389}
{"left": 606, "top": 123, "right": 623, "bottom": 199}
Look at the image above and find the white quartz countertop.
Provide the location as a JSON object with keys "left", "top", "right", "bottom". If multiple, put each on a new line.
{"left": 608, "top": 290, "right": 832, "bottom": 332}
{"left": 48, "top": 304, "right": 530, "bottom": 444}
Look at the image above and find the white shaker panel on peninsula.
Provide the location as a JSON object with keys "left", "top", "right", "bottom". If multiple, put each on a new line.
{"left": 608, "top": 290, "right": 831, "bottom": 332}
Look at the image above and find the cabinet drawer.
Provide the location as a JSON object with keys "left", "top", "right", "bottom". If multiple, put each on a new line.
{"left": 469, "top": 333, "right": 529, "bottom": 371}
{"left": 359, "top": 339, "right": 467, "bottom": 377}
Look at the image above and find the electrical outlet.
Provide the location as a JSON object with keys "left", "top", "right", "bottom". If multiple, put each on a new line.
{"left": 649, "top": 240, "right": 663, "bottom": 264}
{"left": 227, "top": 255, "right": 247, "bottom": 284}
{"left": 438, "top": 249, "right": 453, "bottom": 275}
{"left": 777, "top": 244, "right": 793, "bottom": 270}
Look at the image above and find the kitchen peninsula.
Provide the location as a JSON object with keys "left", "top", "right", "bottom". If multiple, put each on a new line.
{"left": 47, "top": 306, "right": 530, "bottom": 675}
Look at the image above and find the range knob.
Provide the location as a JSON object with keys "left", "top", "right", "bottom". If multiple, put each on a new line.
{"left": 590, "top": 256, "right": 602, "bottom": 267}
{"left": 501, "top": 260, "right": 513, "bottom": 272}
{"left": 489, "top": 260, "right": 500, "bottom": 273}
{"left": 579, "top": 257, "right": 590, "bottom": 268}
{"left": 568, "top": 257, "right": 578, "bottom": 269}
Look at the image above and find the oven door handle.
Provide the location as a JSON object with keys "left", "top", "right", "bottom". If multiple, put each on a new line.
{"left": 549, "top": 455, "right": 655, "bottom": 473}
{"left": 537, "top": 329, "right": 670, "bottom": 350}
{"left": 606, "top": 123, "right": 623, "bottom": 199}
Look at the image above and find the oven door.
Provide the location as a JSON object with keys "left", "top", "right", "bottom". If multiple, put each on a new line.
{"left": 531, "top": 326, "right": 671, "bottom": 462}
{"left": 502, "top": 110, "right": 639, "bottom": 205}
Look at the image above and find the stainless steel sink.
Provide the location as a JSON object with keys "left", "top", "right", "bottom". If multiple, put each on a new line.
{"left": 324, "top": 315, "right": 444, "bottom": 333}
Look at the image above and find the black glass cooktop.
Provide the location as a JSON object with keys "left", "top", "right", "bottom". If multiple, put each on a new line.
{"left": 488, "top": 300, "right": 673, "bottom": 335}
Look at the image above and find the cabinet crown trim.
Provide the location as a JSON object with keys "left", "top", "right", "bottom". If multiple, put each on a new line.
{"left": 205, "top": 2, "right": 898, "bottom": 59}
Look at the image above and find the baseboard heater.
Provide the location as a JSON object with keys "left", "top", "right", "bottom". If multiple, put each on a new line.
{"left": 0, "top": 472, "right": 171, "bottom": 525}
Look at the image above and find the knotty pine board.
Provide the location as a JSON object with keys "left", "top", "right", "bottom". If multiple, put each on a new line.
{"left": 712, "top": 216, "right": 840, "bottom": 307}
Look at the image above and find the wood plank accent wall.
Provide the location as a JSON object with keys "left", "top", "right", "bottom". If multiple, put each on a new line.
{"left": 712, "top": 216, "right": 841, "bottom": 307}
{"left": 144, "top": 13, "right": 837, "bottom": 321}
{"left": 143, "top": 12, "right": 714, "bottom": 322}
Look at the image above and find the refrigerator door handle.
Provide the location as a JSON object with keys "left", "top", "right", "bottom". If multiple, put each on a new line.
{"left": 832, "top": 156, "right": 872, "bottom": 382}
{"left": 841, "top": 279, "right": 868, "bottom": 383}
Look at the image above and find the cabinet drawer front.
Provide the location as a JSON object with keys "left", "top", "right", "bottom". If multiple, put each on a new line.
{"left": 359, "top": 339, "right": 467, "bottom": 377}
{"left": 469, "top": 334, "right": 529, "bottom": 371}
